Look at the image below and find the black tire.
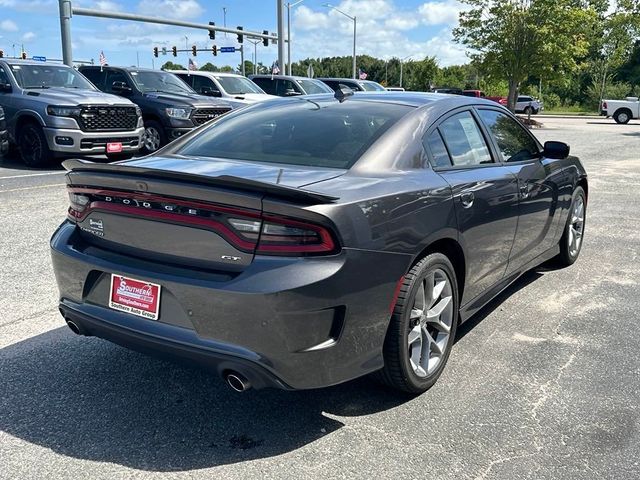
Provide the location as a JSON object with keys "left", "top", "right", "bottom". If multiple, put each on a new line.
{"left": 376, "top": 253, "right": 459, "bottom": 394}
{"left": 141, "top": 120, "right": 166, "bottom": 154}
{"left": 556, "top": 186, "right": 586, "bottom": 267}
{"left": 17, "top": 122, "right": 53, "bottom": 167}
{"left": 613, "top": 109, "right": 631, "bottom": 125}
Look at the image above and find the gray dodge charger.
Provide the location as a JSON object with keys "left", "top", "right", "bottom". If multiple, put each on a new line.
{"left": 51, "top": 91, "right": 588, "bottom": 394}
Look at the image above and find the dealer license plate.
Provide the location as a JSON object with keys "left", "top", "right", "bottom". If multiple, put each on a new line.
{"left": 109, "top": 274, "right": 161, "bottom": 320}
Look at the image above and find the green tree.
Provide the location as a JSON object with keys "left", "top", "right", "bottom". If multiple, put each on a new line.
{"left": 199, "top": 62, "right": 219, "bottom": 72}
{"left": 454, "top": 0, "right": 595, "bottom": 110}
{"left": 161, "top": 61, "right": 185, "bottom": 70}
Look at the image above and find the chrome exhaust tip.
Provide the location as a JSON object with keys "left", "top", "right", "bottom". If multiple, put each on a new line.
{"left": 226, "top": 372, "right": 251, "bottom": 392}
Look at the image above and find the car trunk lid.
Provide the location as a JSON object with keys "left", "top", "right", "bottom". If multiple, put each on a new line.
{"left": 64, "top": 158, "right": 339, "bottom": 273}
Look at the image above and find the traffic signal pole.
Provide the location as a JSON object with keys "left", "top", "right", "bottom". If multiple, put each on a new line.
{"left": 58, "top": 0, "right": 73, "bottom": 66}
{"left": 58, "top": 0, "right": 278, "bottom": 68}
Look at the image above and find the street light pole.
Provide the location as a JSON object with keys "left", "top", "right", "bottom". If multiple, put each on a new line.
{"left": 287, "top": 0, "right": 305, "bottom": 76}
{"left": 324, "top": 4, "right": 356, "bottom": 79}
{"left": 248, "top": 38, "right": 260, "bottom": 75}
{"left": 399, "top": 55, "right": 411, "bottom": 88}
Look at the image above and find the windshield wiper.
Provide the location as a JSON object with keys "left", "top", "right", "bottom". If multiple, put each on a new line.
{"left": 25, "top": 85, "right": 51, "bottom": 89}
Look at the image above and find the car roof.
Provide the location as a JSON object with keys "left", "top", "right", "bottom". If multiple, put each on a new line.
{"left": 1, "top": 59, "right": 72, "bottom": 67}
{"left": 249, "top": 74, "right": 323, "bottom": 81}
{"left": 258, "top": 91, "right": 500, "bottom": 110}
{"left": 318, "top": 78, "right": 379, "bottom": 84}
{"left": 79, "top": 66, "right": 162, "bottom": 73}
{"left": 169, "top": 70, "right": 244, "bottom": 78}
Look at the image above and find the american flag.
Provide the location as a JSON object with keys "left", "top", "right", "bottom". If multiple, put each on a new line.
{"left": 99, "top": 51, "right": 107, "bottom": 67}
{"left": 358, "top": 68, "right": 367, "bottom": 80}
{"left": 271, "top": 60, "right": 280, "bottom": 75}
{"left": 188, "top": 57, "right": 198, "bottom": 71}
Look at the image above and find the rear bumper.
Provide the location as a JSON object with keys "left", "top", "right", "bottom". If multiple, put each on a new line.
{"left": 43, "top": 126, "right": 144, "bottom": 155}
{"left": 50, "top": 222, "right": 410, "bottom": 390}
{"left": 59, "top": 301, "right": 291, "bottom": 390}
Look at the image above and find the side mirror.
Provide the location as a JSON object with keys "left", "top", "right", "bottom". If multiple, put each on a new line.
{"left": 543, "top": 141, "right": 570, "bottom": 159}
{"left": 0, "top": 83, "right": 12, "bottom": 93}
{"left": 111, "top": 81, "right": 132, "bottom": 94}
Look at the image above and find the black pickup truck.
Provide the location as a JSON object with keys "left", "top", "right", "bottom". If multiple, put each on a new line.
{"left": 80, "top": 66, "right": 233, "bottom": 153}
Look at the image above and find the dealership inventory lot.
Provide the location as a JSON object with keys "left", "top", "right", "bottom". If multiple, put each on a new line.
{"left": 1, "top": 117, "right": 639, "bottom": 479}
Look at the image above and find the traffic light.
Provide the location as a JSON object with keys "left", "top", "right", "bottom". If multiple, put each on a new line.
{"left": 192, "top": 45, "right": 197, "bottom": 56}
{"left": 208, "top": 21, "right": 215, "bottom": 40}
{"left": 21, "top": 51, "right": 27, "bottom": 60}
{"left": 262, "top": 30, "right": 269, "bottom": 47}
{"left": 171, "top": 46, "right": 177, "bottom": 57}
{"left": 212, "top": 45, "right": 217, "bottom": 56}
{"left": 153, "top": 47, "right": 158, "bottom": 58}
{"left": 236, "top": 26, "right": 243, "bottom": 44}
{"left": 0, "top": 50, "right": 3, "bottom": 58}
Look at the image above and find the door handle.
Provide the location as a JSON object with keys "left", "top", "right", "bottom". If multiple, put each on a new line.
{"left": 460, "top": 191, "right": 474, "bottom": 208}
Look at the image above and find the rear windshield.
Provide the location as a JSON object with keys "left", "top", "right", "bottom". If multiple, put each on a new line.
{"left": 176, "top": 100, "right": 412, "bottom": 169}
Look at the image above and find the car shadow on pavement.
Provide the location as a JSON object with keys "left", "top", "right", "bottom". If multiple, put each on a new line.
{"left": 456, "top": 269, "right": 544, "bottom": 342}
{"left": 0, "top": 326, "right": 411, "bottom": 472}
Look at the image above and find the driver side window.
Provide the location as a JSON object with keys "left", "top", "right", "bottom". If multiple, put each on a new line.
{"left": 478, "top": 109, "right": 540, "bottom": 162}
{"left": 105, "top": 71, "right": 129, "bottom": 93}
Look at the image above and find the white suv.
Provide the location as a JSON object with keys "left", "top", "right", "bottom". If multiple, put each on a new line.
{"left": 171, "top": 71, "right": 277, "bottom": 106}
{"left": 515, "top": 95, "right": 543, "bottom": 115}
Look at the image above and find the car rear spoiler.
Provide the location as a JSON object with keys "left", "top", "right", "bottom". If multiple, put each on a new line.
{"left": 62, "top": 159, "right": 338, "bottom": 205}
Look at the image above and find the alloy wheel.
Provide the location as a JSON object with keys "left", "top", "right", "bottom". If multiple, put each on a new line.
{"left": 407, "top": 268, "right": 454, "bottom": 377}
{"left": 143, "top": 127, "right": 161, "bottom": 152}
{"left": 568, "top": 194, "right": 585, "bottom": 257}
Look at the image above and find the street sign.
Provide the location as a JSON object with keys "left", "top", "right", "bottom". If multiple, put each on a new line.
{"left": 220, "top": 47, "right": 236, "bottom": 53}
{"left": 32, "top": 56, "right": 46, "bottom": 62}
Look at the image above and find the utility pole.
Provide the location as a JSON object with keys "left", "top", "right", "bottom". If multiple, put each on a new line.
{"left": 59, "top": 0, "right": 73, "bottom": 66}
{"left": 277, "top": 0, "right": 285, "bottom": 73}
{"left": 240, "top": 45, "right": 245, "bottom": 76}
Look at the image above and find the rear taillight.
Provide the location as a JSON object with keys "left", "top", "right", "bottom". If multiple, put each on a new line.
{"left": 67, "top": 187, "right": 339, "bottom": 256}
{"left": 602, "top": 101, "right": 607, "bottom": 109}
{"left": 257, "top": 216, "right": 336, "bottom": 254}
{"left": 68, "top": 192, "right": 90, "bottom": 220}
{"left": 228, "top": 215, "right": 337, "bottom": 254}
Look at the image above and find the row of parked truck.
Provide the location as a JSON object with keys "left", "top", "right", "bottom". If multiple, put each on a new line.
{"left": 0, "top": 58, "right": 401, "bottom": 166}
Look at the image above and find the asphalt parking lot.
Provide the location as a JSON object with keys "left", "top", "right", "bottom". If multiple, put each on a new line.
{"left": 1, "top": 116, "right": 639, "bottom": 479}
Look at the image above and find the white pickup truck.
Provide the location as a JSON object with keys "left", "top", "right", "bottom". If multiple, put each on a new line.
{"left": 601, "top": 97, "right": 639, "bottom": 124}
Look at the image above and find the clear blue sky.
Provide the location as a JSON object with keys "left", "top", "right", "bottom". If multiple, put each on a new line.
{"left": 0, "top": 0, "right": 468, "bottom": 69}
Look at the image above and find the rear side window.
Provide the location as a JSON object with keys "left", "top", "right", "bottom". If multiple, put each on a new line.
{"left": 438, "top": 111, "right": 493, "bottom": 166}
{"left": 191, "top": 75, "right": 218, "bottom": 94}
{"left": 424, "top": 131, "right": 452, "bottom": 168}
{"left": 252, "top": 78, "right": 276, "bottom": 95}
{"left": 105, "top": 70, "right": 129, "bottom": 93}
{"left": 176, "top": 100, "right": 412, "bottom": 169}
{"left": 277, "top": 79, "right": 300, "bottom": 96}
{"left": 477, "top": 109, "right": 539, "bottom": 162}
{"left": 80, "top": 69, "right": 104, "bottom": 89}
